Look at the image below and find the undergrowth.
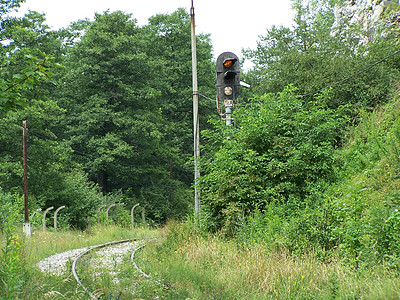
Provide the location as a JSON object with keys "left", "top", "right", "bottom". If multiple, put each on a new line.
{"left": 137, "top": 221, "right": 400, "bottom": 299}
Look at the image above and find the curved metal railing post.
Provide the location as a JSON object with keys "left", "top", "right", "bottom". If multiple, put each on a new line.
{"left": 31, "top": 208, "right": 42, "bottom": 219}
{"left": 54, "top": 206, "right": 66, "bottom": 232}
{"left": 97, "top": 204, "right": 107, "bottom": 226}
{"left": 42, "top": 206, "right": 54, "bottom": 231}
{"left": 106, "top": 204, "right": 117, "bottom": 220}
{"left": 106, "top": 203, "right": 124, "bottom": 221}
{"left": 131, "top": 203, "right": 140, "bottom": 229}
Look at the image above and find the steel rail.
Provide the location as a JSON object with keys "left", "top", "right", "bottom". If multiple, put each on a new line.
{"left": 72, "top": 239, "right": 135, "bottom": 299}
{"left": 131, "top": 240, "right": 185, "bottom": 298}
{"left": 130, "top": 243, "right": 150, "bottom": 278}
{"left": 72, "top": 237, "right": 182, "bottom": 299}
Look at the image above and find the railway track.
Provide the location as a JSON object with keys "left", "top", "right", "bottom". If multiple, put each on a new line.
{"left": 71, "top": 239, "right": 150, "bottom": 299}
{"left": 37, "top": 237, "right": 183, "bottom": 299}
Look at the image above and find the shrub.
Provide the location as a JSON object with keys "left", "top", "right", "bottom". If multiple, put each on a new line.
{"left": 200, "top": 86, "right": 348, "bottom": 233}
{"left": 0, "top": 190, "right": 22, "bottom": 233}
{"left": 0, "top": 189, "right": 25, "bottom": 299}
{"left": 40, "top": 170, "right": 105, "bottom": 229}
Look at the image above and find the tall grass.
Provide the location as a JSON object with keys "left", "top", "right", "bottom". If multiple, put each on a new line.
{"left": 1, "top": 222, "right": 399, "bottom": 299}
{"left": 136, "top": 221, "right": 400, "bottom": 299}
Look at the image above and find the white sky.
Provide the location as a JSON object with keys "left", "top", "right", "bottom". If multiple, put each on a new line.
{"left": 15, "top": 0, "right": 295, "bottom": 68}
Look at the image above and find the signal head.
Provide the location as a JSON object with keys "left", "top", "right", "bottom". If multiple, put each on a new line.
{"left": 216, "top": 52, "right": 240, "bottom": 102}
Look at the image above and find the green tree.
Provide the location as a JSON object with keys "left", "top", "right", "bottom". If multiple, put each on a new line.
{"left": 56, "top": 10, "right": 211, "bottom": 222}
{"left": 57, "top": 11, "right": 158, "bottom": 191}
{"left": 1, "top": 7, "right": 63, "bottom": 114}
{"left": 200, "top": 86, "right": 348, "bottom": 233}
{"left": 143, "top": 8, "right": 215, "bottom": 185}
{"left": 0, "top": 9, "right": 105, "bottom": 228}
{"left": 0, "top": 0, "right": 24, "bottom": 15}
{"left": 0, "top": 10, "right": 67, "bottom": 192}
{"left": 244, "top": 0, "right": 399, "bottom": 111}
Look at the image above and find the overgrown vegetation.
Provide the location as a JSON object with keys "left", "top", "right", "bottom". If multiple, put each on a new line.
{"left": 198, "top": 0, "right": 400, "bottom": 269}
{"left": 2, "top": 0, "right": 400, "bottom": 298}
{"left": 1, "top": 4, "right": 214, "bottom": 228}
{"left": 200, "top": 86, "right": 349, "bottom": 235}
{"left": 137, "top": 221, "right": 400, "bottom": 299}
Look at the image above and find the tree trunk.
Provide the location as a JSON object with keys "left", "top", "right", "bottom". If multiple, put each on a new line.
{"left": 98, "top": 169, "right": 108, "bottom": 192}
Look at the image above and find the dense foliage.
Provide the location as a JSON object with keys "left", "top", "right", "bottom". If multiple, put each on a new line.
{"left": 0, "top": 4, "right": 215, "bottom": 227}
{"left": 200, "top": 86, "right": 349, "bottom": 235}
{"left": 196, "top": 0, "right": 400, "bottom": 271}
{"left": 54, "top": 9, "right": 214, "bottom": 223}
{"left": 1, "top": 0, "right": 400, "bottom": 277}
{"left": 243, "top": 0, "right": 400, "bottom": 112}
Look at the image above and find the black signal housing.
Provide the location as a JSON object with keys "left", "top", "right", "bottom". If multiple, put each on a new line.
{"left": 216, "top": 52, "right": 240, "bottom": 104}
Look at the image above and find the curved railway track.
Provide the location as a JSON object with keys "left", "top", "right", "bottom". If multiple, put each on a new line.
{"left": 72, "top": 239, "right": 150, "bottom": 299}
{"left": 38, "top": 237, "right": 183, "bottom": 298}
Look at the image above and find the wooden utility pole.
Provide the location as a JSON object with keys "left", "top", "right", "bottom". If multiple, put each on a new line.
{"left": 22, "top": 120, "right": 31, "bottom": 237}
{"left": 191, "top": 0, "right": 200, "bottom": 216}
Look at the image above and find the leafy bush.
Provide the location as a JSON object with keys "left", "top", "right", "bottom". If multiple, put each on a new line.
{"left": 235, "top": 195, "right": 336, "bottom": 259}
{"left": 200, "top": 86, "right": 348, "bottom": 233}
{"left": 325, "top": 94, "right": 400, "bottom": 268}
{"left": 137, "top": 178, "right": 192, "bottom": 224}
{"left": 33, "top": 170, "right": 105, "bottom": 229}
{"left": 0, "top": 189, "right": 25, "bottom": 299}
{"left": 376, "top": 204, "right": 400, "bottom": 262}
{"left": 0, "top": 189, "right": 22, "bottom": 233}
{"left": 235, "top": 206, "right": 287, "bottom": 251}
{"left": 57, "top": 171, "right": 105, "bottom": 229}
{"left": 330, "top": 183, "right": 400, "bottom": 269}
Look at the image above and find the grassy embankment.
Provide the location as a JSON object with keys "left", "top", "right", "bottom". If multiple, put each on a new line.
{"left": 136, "top": 222, "right": 400, "bottom": 300}
{"left": 2, "top": 221, "right": 399, "bottom": 299}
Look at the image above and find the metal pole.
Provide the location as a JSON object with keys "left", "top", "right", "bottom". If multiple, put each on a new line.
{"left": 42, "top": 206, "right": 54, "bottom": 231}
{"left": 142, "top": 205, "right": 146, "bottom": 226}
{"left": 54, "top": 206, "right": 66, "bottom": 232}
{"left": 131, "top": 203, "right": 140, "bottom": 229}
{"left": 31, "top": 208, "right": 42, "bottom": 219}
{"left": 105, "top": 203, "right": 124, "bottom": 222}
{"left": 22, "top": 120, "right": 31, "bottom": 237}
{"left": 191, "top": 0, "right": 200, "bottom": 216}
{"left": 106, "top": 204, "right": 117, "bottom": 219}
{"left": 225, "top": 106, "right": 233, "bottom": 126}
{"left": 97, "top": 204, "right": 107, "bottom": 226}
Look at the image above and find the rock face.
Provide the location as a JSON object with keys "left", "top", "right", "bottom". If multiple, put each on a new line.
{"left": 333, "top": 0, "right": 400, "bottom": 43}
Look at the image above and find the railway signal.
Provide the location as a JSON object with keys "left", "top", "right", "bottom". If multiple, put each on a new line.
{"left": 216, "top": 52, "right": 240, "bottom": 125}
